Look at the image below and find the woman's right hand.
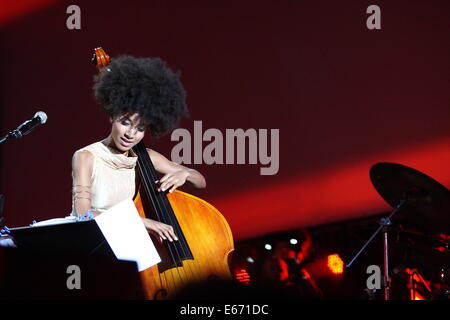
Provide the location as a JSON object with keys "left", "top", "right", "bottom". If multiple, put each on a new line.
{"left": 141, "top": 217, "right": 178, "bottom": 243}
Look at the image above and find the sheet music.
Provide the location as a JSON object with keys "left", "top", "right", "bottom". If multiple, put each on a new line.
{"left": 30, "top": 216, "right": 78, "bottom": 227}
{"left": 94, "top": 198, "right": 161, "bottom": 271}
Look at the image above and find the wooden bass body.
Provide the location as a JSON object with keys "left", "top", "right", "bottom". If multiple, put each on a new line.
{"left": 134, "top": 189, "right": 234, "bottom": 299}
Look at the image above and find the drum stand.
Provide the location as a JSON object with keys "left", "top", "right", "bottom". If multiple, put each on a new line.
{"left": 405, "top": 268, "right": 431, "bottom": 300}
{"left": 346, "top": 199, "right": 406, "bottom": 300}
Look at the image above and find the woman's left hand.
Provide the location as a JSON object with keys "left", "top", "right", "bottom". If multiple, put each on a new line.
{"left": 156, "top": 169, "right": 190, "bottom": 193}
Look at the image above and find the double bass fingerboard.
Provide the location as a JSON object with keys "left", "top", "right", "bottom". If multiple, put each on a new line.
{"left": 133, "top": 141, "right": 194, "bottom": 269}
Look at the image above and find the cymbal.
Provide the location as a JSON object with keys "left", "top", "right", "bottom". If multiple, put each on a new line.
{"left": 395, "top": 226, "right": 449, "bottom": 257}
{"left": 370, "top": 162, "right": 450, "bottom": 235}
{"left": 398, "top": 226, "right": 447, "bottom": 249}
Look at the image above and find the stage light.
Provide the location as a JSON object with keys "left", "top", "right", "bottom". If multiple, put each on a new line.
{"left": 264, "top": 244, "right": 272, "bottom": 250}
{"left": 327, "top": 254, "right": 344, "bottom": 275}
{"left": 246, "top": 256, "right": 255, "bottom": 263}
{"left": 290, "top": 238, "right": 298, "bottom": 245}
{"left": 234, "top": 268, "right": 251, "bottom": 285}
{"left": 414, "top": 293, "right": 425, "bottom": 300}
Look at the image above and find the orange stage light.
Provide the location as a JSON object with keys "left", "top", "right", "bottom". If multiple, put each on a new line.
{"left": 327, "top": 254, "right": 344, "bottom": 275}
{"left": 414, "top": 292, "right": 426, "bottom": 300}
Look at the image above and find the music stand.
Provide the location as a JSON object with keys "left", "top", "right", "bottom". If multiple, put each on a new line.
{"left": 2, "top": 221, "right": 146, "bottom": 299}
{"left": 8, "top": 219, "right": 116, "bottom": 259}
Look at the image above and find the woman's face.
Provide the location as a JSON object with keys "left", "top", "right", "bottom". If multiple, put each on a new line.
{"left": 110, "top": 113, "right": 146, "bottom": 152}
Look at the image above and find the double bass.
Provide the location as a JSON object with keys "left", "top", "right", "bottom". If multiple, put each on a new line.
{"left": 92, "top": 47, "right": 234, "bottom": 299}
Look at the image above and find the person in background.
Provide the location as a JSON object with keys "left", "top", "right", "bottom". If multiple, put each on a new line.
{"left": 268, "top": 229, "right": 322, "bottom": 298}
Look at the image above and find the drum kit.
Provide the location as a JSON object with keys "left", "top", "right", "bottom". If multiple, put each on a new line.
{"left": 348, "top": 162, "right": 449, "bottom": 300}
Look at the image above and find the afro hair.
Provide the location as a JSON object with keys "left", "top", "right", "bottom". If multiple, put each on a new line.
{"left": 93, "top": 55, "right": 188, "bottom": 137}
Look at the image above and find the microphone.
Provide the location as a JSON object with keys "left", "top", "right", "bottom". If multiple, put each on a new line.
{"left": 9, "top": 111, "right": 48, "bottom": 139}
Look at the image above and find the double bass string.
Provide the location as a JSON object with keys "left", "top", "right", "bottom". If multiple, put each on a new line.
{"left": 144, "top": 151, "right": 202, "bottom": 283}
{"left": 143, "top": 156, "right": 196, "bottom": 290}
{"left": 135, "top": 142, "right": 193, "bottom": 286}
{"left": 142, "top": 143, "right": 202, "bottom": 282}
{"left": 144, "top": 149, "right": 193, "bottom": 261}
{"left": 134, "top": 144, "right": 180, "bottom": 288}
{"left": 144, "top": 148, "right": 201, "bottom": 285}
{"left": 138, "top": 156, "right": 181, "bottom": 292}
{"left": 136, "top": 146, "right": 181, "bottom": 278}
{"left": 145, "top": 153, "right": 202, "bottom": 285}
{"left": 145, "top": 147, "right": 194, "bottom": 259}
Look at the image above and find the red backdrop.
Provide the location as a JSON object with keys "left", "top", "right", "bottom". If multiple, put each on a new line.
{"left": 1, "top": 0, "right": 449, "bottom": 240}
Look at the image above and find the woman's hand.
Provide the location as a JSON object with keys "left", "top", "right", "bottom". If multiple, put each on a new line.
{"left": 141, "top": 217, "right": 178, "bottom": 242}
{"left": 155, "top": 169, "right": 190, "bottom": 193}
{"left": 148, "top": 148, "right": 206, "bottom": 189}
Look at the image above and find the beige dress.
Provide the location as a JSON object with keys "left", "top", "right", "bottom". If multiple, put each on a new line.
{"left": 71, "top": 141, "right": 138, "bottom": 215}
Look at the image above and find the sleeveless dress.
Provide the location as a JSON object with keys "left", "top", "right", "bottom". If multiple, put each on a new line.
{"left": 71, "top": 141, "right": 138, "bottom": 215}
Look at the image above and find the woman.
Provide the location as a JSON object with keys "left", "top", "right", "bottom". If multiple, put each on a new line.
{"left": 71, "top": 55, "right": 205, "bottom": 243}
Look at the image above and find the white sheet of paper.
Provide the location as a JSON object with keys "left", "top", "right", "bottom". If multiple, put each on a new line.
{"left": 31, "top": 216, "right": 78, "bottom": 227}
{"left": 94, "top": 198, "right": 161, "bottom": 271}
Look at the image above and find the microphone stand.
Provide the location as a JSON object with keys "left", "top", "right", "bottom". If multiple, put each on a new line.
{"left": 0, "top": 194, "right": 4, "bottom": 227}
{"left": 0, "top": 135, "right": 10, "bottom": 226}
{"left": 1, "top": 113, "right": 47, "bottom": 145}
{"left": 0, "top": 135, "right": 9, "bottom": 145}
{"left": 346, "top": 198, "right": 407, "bottom": 300}
{"left": 0, "top": 129, "right": 22, "bottom": 226}
{"left": 0, "top": 130, "right": 22, "bottom": 145}
{"left": 1, "top": 132, "right": 13, "bottom": 145}
{"left": 0, "top": 134, "right": 6, "bottom": 226}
